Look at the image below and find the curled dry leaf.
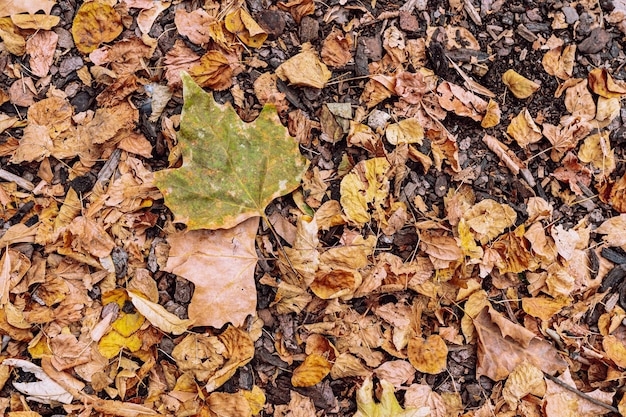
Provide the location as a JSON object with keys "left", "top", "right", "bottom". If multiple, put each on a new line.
{"left": 0, "top": 18, "right": 25, "bottom": 55}
{"left": 542, "top": 45, "right": 576, "bottom": 80}
{"left": 72, "top": 1, "right": 123, "bottom": 54}
{"left": 603, "top": 335, "right": 626, "bottom": 368}
{"left": 437, "top": 81, "right": 487, "bottom": 121}
{"left": 564, "top": 79, "right": 595, "bottom": 121}
{"left": 578, "top": 132, "right": 615, "bottom": 174}
{"left": 310, "top": 269, "right": 362, "bottom": 300}
{"left": 224, "top": 8, "right": 267, "bottom": 48}
{"left": 595, "top": 214, "right": 626, "bottom": 247}
{"left": 463, "top": 199, "right": 517, "bottom": 244}
{"left": 595, "top": 96, "right": 621, "bottom": 128}
{"left": 507, "top": 109, "right": 542, "bottom": 148}
{"left": 275, "top": 43, "right": 331, "bottom": 89}
{"left": 386, "top": 118, "right": 424, "bottom": 145}
{"left": 11, "top": 14, "right": 59, "bottom": 30}
{"left": 480, "top": 99, "right": 501, "bottom": 128}
{"left": 588, "top": 68, "right": 626, "bottom": 98}
{"left": 189, "top": 50, "right": 234, "bottom": 91}
{"left": 502, "top": 69, "right": 540, "bottom": 99}
{"left": 407, "top": 335, "right": 448, "bottom": 374}
{"left": 2, "top": 358, "right": 74, "bottom": 404}
{"left": 128, "top": 291, "right": 192, "bottom": 335}
{"left": 321, "top": 28, "right": 353, "bottom": 67}
{"left": 277, "top": 0, "right": 315, "bottom": 23}
{"left": 552, "top": 152, "right": 592, "bottom": 196}
{"left": 502, "top": 361, "right": 546, "bottom": 410}
{"left": 172, "top": 333, "right": 226, "bottom": 382}
{"left": 291, "top": 353, "right": 331, "bottom": 387}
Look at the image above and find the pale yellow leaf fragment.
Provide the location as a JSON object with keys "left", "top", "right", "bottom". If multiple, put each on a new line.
{"left": 502, "top": 69, "right": 540, "bottom": 99}
{"left": 481, "top": 98, "right": 501, "bottom": 128}
{"left": 578, "top": 132, "right": 615, "bottom": 173}
{"left": 595, "top": 97, "right": 621, "bottom": 128}
{"left": 404, "top": 384, "right": 447, "bottom": 417}
{"left": 386, "top": 118, "right": 424, "bottom": 145}
{"left": 291, "top": 353, "right": 331, "bottom": 387}
{"left": 463, "top": 199, "right": 517, "bottom": 244}
{"left": 128, "top": 291, "right": 192, "bottom": 335}
{"left": 603, "top": 335, "right": 626, "bottom": 368}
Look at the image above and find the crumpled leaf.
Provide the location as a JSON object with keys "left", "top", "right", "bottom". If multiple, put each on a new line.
{"left": 207, "top": 391, "right": 253, "bottom": 417}
{"left": 276, "top": 43, "right": 332, "bottom": 89}
{"left": 321, "top": 27, "right": 353, "bottom": 67}
{"left": 354, "top": 377, "right": 430, "bottom": 417}
{"left": 155, "top": 73, "right": 308, "bottom": 230}
{"left": 291, "top": 353, "right": 331, "bottom": 387}
{"left": 26, "top": 30, "right": 58, "bottom": 77}
{"left": 2, "top": 358, "right": 74, "bottom": 404}
{"left": 340, "top": 157, "right": 390, "bottom": 225}
{"left": 11, "top": 14, "right": 59, "bottom": 30}
{"left": 507, "top": 109, "right": 542, "bottom": 148}
{"left": 564, "top": 79, "right": 595, "bottom": 121}
{"left": 588, "top": 68, "right": 626, "bottom": 98}
{"left": 480, "top": 98, "right": 501, "bottom": 128}
{"left": 578, "top": 132, "right": 615, "bottom": 173}
{"left": 128, "top": 290, "right": 192, "bottom": 335}
{"left": 188, "top": 50, "right": 234, "bottom": 91}
{"left": 404, "top": 384, "right": 447, "bottom": 417}
{"left": 386, "top": 118, "right": 424, "bottom": 145}
{"left": 407, "top": 335, "right": 448, "bottom": 374}
{"left": 0, "top": 17, "right": 26, "bottom": 55}
{"left": 72, "top": 1, "right": 123, "bottom": 54}
{"left": 436, "top": 81, "right": 487, "bottom": 121}
{"left": 163, "top": 217, "right": 258, "bottom": 328}
{"left": 502, "top": 69, "right": 540, "bottom": 99}
{"left": 542, "top": 45, "right": 576, "bottom": 80}
{"left": 224, "top": 8, "right": 267, "bottom": 48}
{"left": 463, "top": 199, "right": 517, "bottom": 244}
{"left": 502, "top": 361, "right": 546, "bottom": 410}
{"left": 595, "top": 214, "right": 626, "bottom": 246}
{"left": 595, "top": 96, "right": 621, "bottom": 128}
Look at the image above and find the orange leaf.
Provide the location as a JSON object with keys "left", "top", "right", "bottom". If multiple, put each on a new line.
{"left": 407, "top": 335, "right": 448, "bottom": 374}
{"left": 291, "top": 353, "right": 331, "bottom": 387}
{"left": 502, "top": 69, "right": 540, "bottom": 99}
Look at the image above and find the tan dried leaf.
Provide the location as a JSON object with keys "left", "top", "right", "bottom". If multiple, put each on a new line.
{"left": 404, "top": 384, "right": 447, "bottom": 417}
{"left": 386, "top": 118, "right": 424, "bottom": 145}
{"left": 463, "top": 199, "right": 517, "bottom": 244}
{"left": 523, "top": 222, "right": 557, "bottom": 262}
{"left": 340, "top": 157, "right": 390, "bottom": 225}
{"left": 507, "top": 109, "right": 542, "bottom": 148}
{"left": 588, "top": 68, "right": 626, "bottom": 99}
{"left": 276, "top": 43, "right": 331, "bottom": 89}
{"left": 521, "top": 296, "right": 569, "bottom": 321}
{"left": 544, "top": 368, "right": 614, "bottom": 417}
{"left": 163, "top": 217, "right": 258, "bottom": 328}
{"left": 189, "top": 50, "right": 234, "bottom": 91}
{"left": 310, "top": 269, "right": 362, "bottom": 300}
{"left": 595, "top": 96, "right": 621, "bottom": 128}
{"left": 564, "top": 79, "right": 595, "bottom": 121}
{"left": 481, "top": 99, "right": 501, "bottom": 128}
{"left": 595, "top": 214, "right": 626, "bottom": 246}
{"left": 542, "top": 45, "right": 575, "bottom": 80}
{"left": 128, "top": 291, "right": 192, "bottom": 335}
{"left": 603, "top": 335, "right": 626, "bottom": 368}
{"left": 502, "top": 69, "right": 540, "bottom": 99}
{"left": 207, "top": 391, "right": 252, "bottom": 417}
{"left": 407, "top": 335, "right": 448, "bottom": 374}
{"left": 174, "top": 8, "right": 213, "bottom": 45}
{"left": 578, "top": 132, "right": 615, "bottom": 174}
{"left": 436, "top": 81, "right": 487, "bottom": 122}
{"left": 502, "top": 361, "right": 546, "bottom": 410}
{"left": 0, "top": 18, "right": 25, "bottom": 55}
{"left": 25, "top": 30, "right": 58, "bottom": 77}
{"left": 321, "top": 28, "right": 352, "bottom": 67}
{"left": 224, "top": 8, "right": 267, "bottom": 48}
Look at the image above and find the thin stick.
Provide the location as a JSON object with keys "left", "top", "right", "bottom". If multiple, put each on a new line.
{"left": 543, "top": 372, "right": 619, "bottom": 413}
{"left": 0, "top": 168, "right": 34, "bottom": 191}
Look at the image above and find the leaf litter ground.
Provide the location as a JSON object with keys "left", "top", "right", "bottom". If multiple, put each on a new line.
{"left": 0, "top": 0, "right": 626, "bottom": 416}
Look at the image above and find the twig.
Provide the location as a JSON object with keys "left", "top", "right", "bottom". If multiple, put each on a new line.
{"left": 542, "top": 372, "right": 619, "bottom": 414}
{"left": 481, "top": 135, "right": 536, "bottom": 187}
{"left": 0, "top": 168, "right": 34, "bottom": 191}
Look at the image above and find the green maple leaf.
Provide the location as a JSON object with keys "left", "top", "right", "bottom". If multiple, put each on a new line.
{"left": 155, "top": 73, "right": 309, "bottom": 230}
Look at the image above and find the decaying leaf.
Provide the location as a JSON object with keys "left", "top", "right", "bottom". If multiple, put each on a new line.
{"left": 340, "top": 157, "right": 391, "bottom": 225}
{"left": 321, "top": 27, "right": 353, "bottom": 67}
{"left": 407, "top": 335, "right": 448, "bottom": 374}
{"left": 354, "top": 377, "right": 430, "bottom": 417}
{"left": 154, "top": 73, "right": 308, "bottom": 230}
{"left": 2, "top": 358, "right": 74, "bottom": 404}
{"left": 507, "top": 109, "right": 542, "bottom": 148}
{"left": 578, "top": 132, "right": 615, "bottom": 174}
{"left": 502, "top": 361, "right": 546, "bottom": 410}
{"left": 502, "top": 69, "right": 540, "bottom": 99}
{"left": 481, "top": 99, "right": 501, "bottom": 128}
{"left": 291, "top": 353, "right": 332, "bottom": 387}
{"left": 188, "top": 50, "right": 234, "bottom": 91}
{"left": 588, "top": 68, "right": 626, "bottom": 98}
{"left": 72, "top": 1, "right": 123, "bottom": 54}
{"left": 544, "top": 368, "right": 615, "bottom": 417}
{"left": 542, "top": 45, "right": 576, "bottom": 80}
{"left": 128, "top": 291, "right": 192, "bottom": 335}
{"left": 224, "top": 8, "right": 267, "bottom": 48}
{"left": 463, "top": 199, "right": 517, "bottom": 244}
{"left": 162, "top": 217, "right": 258, "bottom": 328}
{"left": 386, "top": 118, "right": 424, "bottom": 145}
{"left": 275, "top": 43, "right": 332, "bottom": 89}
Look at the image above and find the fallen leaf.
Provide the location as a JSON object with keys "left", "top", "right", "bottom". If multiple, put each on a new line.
{"left": 595, "top": 96, "right": 621, "bottom": 128}
{"left": 188, "top": 49, "right": 234, "bottom": 91}
{"left": 172, "top": 333, "right": 226, "bottom": 382}
{"left": 174, "top": 8, "right": 213, "bottom": 45}
{"left": 578, "top": 132, "right": 615, "bottom": 174}
{"left": 507, "top": 109, "right": 542, "bottom": 148}
{"left": 128, "top": 291, "right": 192, "bottom": 335}
{"left": 474, "top": 307, "right": 567, "bottom": 380}
{"left": 2, "top": 358, "right": 74, "bottom": 404}
{"left": 542, "top": 45, "right": 575, "bottom": 80}
{"left": 0, "top": 0, "right": 55, "bottom": 16}
{"left": 154, "top": 73, "right": 308, "bottom": 230}
{"left": 277, "top": 0, "right": 315, "bottom": 23}
{"left": 208, "top": 391, "right": 253, "bottom": 417}
{"left": 275, "top": 43, "right": 332, "bottom": 89}
{"left": 321, "top": 28, "right": 353, "bottom": 67}
{"left": 386, "top": 118, "right": 424, "bottom": 145}
{"left": 163, "top": 217, "right": 258, "bottom": 328}
{"left": 407, "top": 335, "right": 448, "bottom": 374}
{"left": 72, "top": 1, "right": 123, "bottom": 54}
{"left": 588, "top": 68, "right": 626, "bottom": 98}
{"left": 437, "top": 81, "right": 487, "bottom": 121}
{"left": 463, "top": 199, "right": 517, "bottom": 244}
{"left": 224, "top": 8, "right": 267, "bottom": 48}
{"left": 595, "top": 214, "right": 626, "bottom": 246}
{"left": 310, "top": 269, "right": 362, "bottom": 300}
{"left": 291, "top": 353, "right": 331, "bottom": 387}
{"left": 522, "top": 296, "right": 569, "bottom": 321}
{"left": 340, "top": 157, "right": 390, "bottom": 225}
{"left": 502, "top": 361, "right": 546, "bottom": 410}
{"left": 544, "top": 368, "right": 614, "bottom": 417}
{"left": 11, "top": 14, "right": 59, "bottom": 30}
{"left": 502, "top": 69, "right": 540, "bottom": 99}
{"left": 25, "top": 30, "right": 58, "bottom": 77}
{"left": 354, "top": 377, "right": 430, "bottom": 417}
{"left": 564, "top": 79, "right": 595, "bottom": 121}
{"left": 0, "top": 18, "right": 25, "bottom": 55}
{"left": 552, "top": 152, "right": 592, "bottom": 196}
{"left": 404, "top": 384, "right": 447, "bottom": 417}
{"left": 480, "top": 99, "right": 501, "bottom": 128}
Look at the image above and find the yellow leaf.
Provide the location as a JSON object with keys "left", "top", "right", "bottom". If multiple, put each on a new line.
{"left": 588, "top": 68, "right": 626, "bottom": 98}
{"left": 172, "top": 333, "right": 226, "bottom": 382}
{"left": 72, "top": 1, "right": 123, "bottom": 54}
{"left": 458, "top": 219, "right": 483, "bottom": 260}
{"left": 291, "top": 353, "right": 331, "bottom": 387}
{"left": 595, "top": 96, "right": 621, "bottom": 128}
{"left": 502, "top": 361, "right": 546, "bottom": 410}
{"left": 98, "top": 330, "right": 142, "bottom": 359}
{"left": 128, "top": 291, "right": 192, "bottom": 335}
{"left": 578, "top": 132, "right": 615, "bottom": 173}
{"left": 242, "top": 385, "right": 266, "bottom": 415}
{"left": 506, "top": 109, "right": 542, "bottom": 148}
{"left": 224, "top": 8, "right": 267, "bottom": 48}
{"left": 480, "top": 98, "right": 501, "bottom": 128}
{"left": 354, "top": 377, "right": 430, "bottom": 417}
{"left": 386, "top": 118, "right": 424, "bottom": 145}
{"left": 0, "top": 17, "right": 25, "bottom": 56}
{"left": 407, "top": 335, "right": 448, "bottom": 374}
{"left": 340, "top": 157, "right": 390, "bottom": 225}
{"left": 502, "top": 69, "right": 540, "bottom": 99}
